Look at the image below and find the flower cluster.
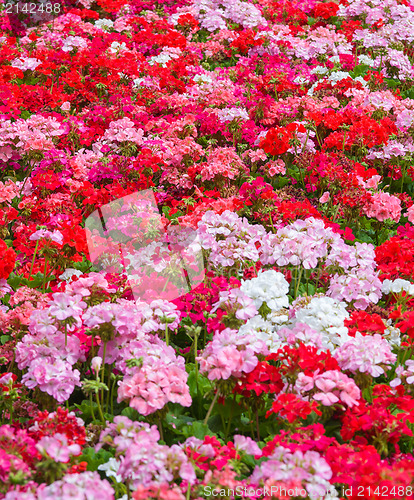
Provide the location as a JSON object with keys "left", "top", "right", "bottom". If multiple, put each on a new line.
{"left": 117, "top": 336, "right": 192, "bottom": 415}
{"left": 334, "top": 333, "right": 397, "bottom": 377}
{"left": 1, "top": 0, "right": 414, "bottom": 497}
{"left": 198, "top": 328, "right": 266, "bottom": 381}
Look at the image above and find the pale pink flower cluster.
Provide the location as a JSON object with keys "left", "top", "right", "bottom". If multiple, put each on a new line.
{"left": 159, "top": 136, "right": 204, "bottom": 168}
{"left": 242, "top": 148, "right": 267, "bottom": 164}
{"left": 96, "top": 416, "right": 195, "bottom": 489}
{"left": 62, "top": 35, "right": 88, "bottom": 52}
{"left": 0, "top": 115, "right": 67, "bottom": 161}
{"left": 197, "top": 328, "right": 262, "bottom": 381}
{"left": 216, "top": 107, "right": 250, "bottom": 123}
{"left": 250, "top": 447, "right": 333, "bottom": 499}
{"left": 0, "top": 278, "right": 12, "bottom": 299}
{"left": 16, "top": 337, "right": 81, "bottom": 403}
{"left": 211, "top": 288, "right": 258, "bottom": 321}
{"left": 120, "top": 442, "right": 195, "bottom": 490}
{"left": 45, "top": 292, "right": 87, "bottom": 330}
{"left": 334, "top": 333, "right": 396, "bottom": 377}
{"left": 233, "top": 435, "right": 262, "bottom": 456}
{"left": 260, "top": 218, "right": 337, "bottom": 269}
{"left": 258, "top": 217, "right": 382, "bottom": 310}
{"left": 396, "top": 108, "right": 414, "bottom": 130}
{"left": 117, "top": 336, "right": 191, "bottom": 415}
{"left": 198, "top": 210, "right": 266, "bottom": 268}
{"left": 326, "top": 242, "right": 382, "bottom": 310}
{"left": 326, "top": 240, "right": 371, "bottom": 271}
{"left": 64, "top": 272, "right": 116, "bottom": 298}
{"left": 97, "top": 416, "right": 159, "bottom": 453}
{"left": 26, "top": 472, "right": 114, "bottom": 500}
{"left": 363, "top": 191, "right": 402, "bottom": 222}
{"left": 103, "top": 117, "right": 144, "bottom": 145}
{"left": 15, "top": 295, "right": 87, "bottom": 402}
{"left": 198, "top": 146, "right": 248, "bottom": 182}
{"left": 83, "top": 299, "right": 150, "bottom": 334}
{"left": 295, "top": 370, "right": 361, "bottom": 408}
{"left": 83, "top": 301, "right": 135, "bottom": 334}
{"left": 327, "top": 267, "right": 382, "bottom": 310}
{"left": 0, "top": 179, "right": 19, "bottom": 203}
{"left": 36, "top": 433, "right": 81, "bottom": 463}
{"left": 11, "top": 57, "right": 42, "bottom": 71}
{"left": 319, "top": 191, "right": 330, "bottom": 203}
{"left": 60, "top": 101, "right": 71, "bottom": 112}
{"left": 357, "top": 174, "right": 382, "bottom": 190}
{"left": 148, "top": 299, "right": 181, "bottom": 330}
{"left": 277, "top": 323, "right": 324, "bottom": 349}
{"left": 266, "top": 159, "right": 286, "bottom": 176}
{"left": 407, "top": 204, "right": 414, "bottom": 224}
{"left": 29, "top": 229, "right": 63, "bottom": 245}
{"left": 390, "top": 360, "right": 414, "bottom": 388}
{"left": 82, "top": 298, "right": 180, "bottom": 362}
{"left": 366, "top": 140, "right": 412, "bottom": 160}
{"left": 193, "top": 0, "right": 267, "bottom": 31}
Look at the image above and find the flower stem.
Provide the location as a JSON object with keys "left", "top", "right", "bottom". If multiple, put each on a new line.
{"left": 95, "top": 392, "right": 105, "bottom": 424}
{"left": 29, "top": 240, "right": 39, "bottom": 279}
{"left": 42, "top": 258, "right": 48, "bottom": 290}
{"left": 294, "top": 266, "right": 303, "bottom": 298}
{"left": 158, "top": 413, "right": 164, "bottom": 442}
{"left": 89, "top": 393, "right": 96, "bottom": 422}
{"left": 204, "top": 390, "right": 220, "bottom": 425}
{"left": 101, "top": 341, "right": 107, "bottom": 407}
{"left": 194, "top": 331, "right": 199, "bottom": 395}
{"left": 256, "top": 409, "right": 260, "bottom": 441}
{"left": 165, "top": 324, "right": 169, "bottom": 346}
{"left": 225, "top": 393, "right": 236, "bottom": 440}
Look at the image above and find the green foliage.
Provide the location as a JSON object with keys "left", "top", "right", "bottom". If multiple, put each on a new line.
{"left": 80, "top": 447, "right": 114, "bottom": 472}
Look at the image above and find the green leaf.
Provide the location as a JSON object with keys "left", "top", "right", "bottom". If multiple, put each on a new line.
{"left": 80, "top": 447, "right": 113, "bottom": 471}
{"left": 297, "top": 282, "right": 316, "bottom": 296}
{"left": 6, "top": 274, "right": 24, "bottom": 289}
{"left": 205, "top": 414, "right": 223, "bottom": 433}
{"left": 384, "top": 78, "right": 400, "bottom": 89}
{"left": 162, "top": 206, "right": 183, "bottom": 221}
{"left": 74, "top": 400, "right": 98, "bottom": 421}
{"left": 184, "top": 421, "right": 214, "bottom": 439}
{"left": 402, "top": 88, "right": 414, "bottom": 99}
{"left": 1, "top": 335, "right": 11, "bottom": 345}
{"left": 121, "top": 407, "right": 140, "bottom": 420}
{"left": 187, "top": 365, "right": 212, "bottom": 398}
{"left": 350, "top": 64, "right": 370, "bottom": 78}
{"left": 353, "top": 229, "right": 375, "bottom": 245}
{"left": 214, "top": 397, "right": 243, "bottom": 420}
{"left": 276, "top": 177, "right": 290, "bottom": 188}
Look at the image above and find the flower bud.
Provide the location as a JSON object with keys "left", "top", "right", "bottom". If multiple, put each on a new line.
{"left": 91, "top": 356, "right": 102, "bottom": 374}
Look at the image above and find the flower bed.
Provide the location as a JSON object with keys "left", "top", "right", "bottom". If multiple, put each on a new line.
{"left": 1, "top": 0, "right": 414, "bottom": 498}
